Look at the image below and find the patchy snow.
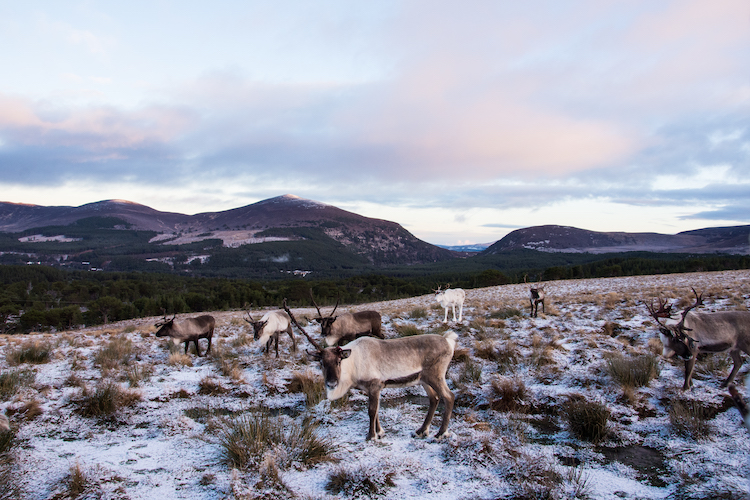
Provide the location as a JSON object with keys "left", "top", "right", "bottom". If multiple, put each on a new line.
{"left": 2, "top": 270, "right": 750, "bottom": 499}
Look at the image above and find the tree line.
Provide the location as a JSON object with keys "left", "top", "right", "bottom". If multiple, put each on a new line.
{"left": 1, "top": 252, "right": 748, "bottom": 333}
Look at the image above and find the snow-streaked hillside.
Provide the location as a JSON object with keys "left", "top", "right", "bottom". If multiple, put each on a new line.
{"left": 2, "top": 270, "right": 750, "bottom": 499}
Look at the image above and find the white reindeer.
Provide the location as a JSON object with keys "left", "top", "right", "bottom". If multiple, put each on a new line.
{"left": 245, "top": 310, "right": 297, "bottom": 358}
{"left": 647, "top": 288, "right": 750, "bottom": 390}
{"left": 435, "top": 285, "right": 465, "bottom": 323}
{"left": 284, "top": 300, "right": 457, "bottom": 440}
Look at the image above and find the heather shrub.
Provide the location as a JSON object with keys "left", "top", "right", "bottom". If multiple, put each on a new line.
{"left": 562, "top": 395, "right": 610, "bottom": 443}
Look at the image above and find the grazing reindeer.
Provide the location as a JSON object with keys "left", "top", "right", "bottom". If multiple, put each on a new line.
{"left": 0, "top": 414, "right": 8, "bottom": 432}
{"left": 283, "top": 299, "right": 457, "bottom": 441}
{"left": 245, "top": 309, "right": 297, "bottom": 358}
{"left": 434, "top": 285, "right": 465, "bottom": 323}
{"left": 154, "top": 313, "right": 215, "bottom": 356}
{"left": 310, "top": 292, "right": 383, "bottom": 346}
{"left": 647, "top": 288, "right": 750, "bottom": 390}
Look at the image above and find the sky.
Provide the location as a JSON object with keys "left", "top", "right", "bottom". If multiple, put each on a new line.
{"left": 0, "top": 1, "right": 748, "bottom": 246}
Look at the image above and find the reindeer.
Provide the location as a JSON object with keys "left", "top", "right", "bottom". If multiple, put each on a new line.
{"left": 283, "top": 299, "right": 457, "bottom": 441}
{"left": 0, "top": 414, "right": 9, "bottom": 433}
{"left": 434, "top": 285, "right": 465, "bottom": 323}
{"left": 245, "top": 309, "right": 297, "bottom": 358}
{"left": 525, "top": 275, "right": 545, "bottom": 317}
{"left": 647, "top": 288, "right": 750, "bottom": 390}
{"left": 310, "top": 292, "right": 383, "bottom": 346}
{"left": 154, "top": 313, "right": 215, "bottom": 356}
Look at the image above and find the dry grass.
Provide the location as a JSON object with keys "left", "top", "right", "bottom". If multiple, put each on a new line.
{"left": 562, "top": 395, "right": 610, "bottom": 443}
{"left": 287, "top": 370, "right": 324, "bottom": 407}
{"left": 6, "top": 339, "right": 52, "bottom": 365}
{"left": 219, "top": 411, "right": 334, "bottom": 471}
{"left": 7, "top": 399, "right": 43, "bottom": 422}
{"left": 198, "top": 377, "right": 229, "bottom": 395}
{"left": 74, "top": 380, "right": 142, "bottom": 418}
{"left": 326, "top": 462, "right": 396, "bottom": 498}
{"left": 0, "top": 368, "right": 35, "bottom": 401}
{"left": 167, "top": 352, "right": 193, "bottom": 367}
{"left": 606, "top": 353, "right": 660, "bottom": 388}
{"left": 392, "top": 322, "right": 422, "bottom": 337}
{"left": 669, "top": 398, "right": 712, "bottom": 440}
{"left": 94, "top": 335, "right": 134, "bottom": 372}
{"left": 489, "top": 375, "right": 528, "bottom": 413}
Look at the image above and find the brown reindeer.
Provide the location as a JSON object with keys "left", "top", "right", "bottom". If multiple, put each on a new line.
{"left": 155, "top": 313, "right": 215, "bottom": 356}
{"left": 310, "top": 291, "right": 383, "bottom": 346}
{"left": 647, "top": 288, "right": 750, "bottom": 390}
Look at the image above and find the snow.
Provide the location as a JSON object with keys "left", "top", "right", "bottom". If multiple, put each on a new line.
{"left": 2, "top": 270, "right": 750, "bottom": 499}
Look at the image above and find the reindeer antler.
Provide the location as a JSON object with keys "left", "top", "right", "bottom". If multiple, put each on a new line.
{"left": 283, "top": 298, "right": 323, "bottom": 352}
{"left": 309, "top": 289, "right": 323, "bottom": 318}
{"left": 645, "top": 297, "right": 673, "bottom": 324}
{"left": 244, "top": 304, "right": 256, "bottom": 324}
{"left": 675, "top": 288, "right": 704, "bottom": 334}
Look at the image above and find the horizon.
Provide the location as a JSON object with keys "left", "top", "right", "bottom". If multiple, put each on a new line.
{"left": 1, "top": 2, "right": 748, "bottom": 246}
{"left": 2, "top": 193, "right": 745, "bottom": 249}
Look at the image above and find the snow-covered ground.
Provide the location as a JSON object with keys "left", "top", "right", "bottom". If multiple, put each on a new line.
{"left": 2, "top": 270, "right": 750, "bottom": 499}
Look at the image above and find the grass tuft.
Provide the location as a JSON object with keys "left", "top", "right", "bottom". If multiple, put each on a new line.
{"left": 489, "top": 376, "right": 528, "bottom": 413}
{"left": 0, "top": 368, "right": 35, "bottom": 401}
{"left": 669, "top": 398, "right": 712, "bottom": 440}
{"left": 392, "top": 322, "right": 422, "bottom": 337}
{"left": 326, "top": 462, "right": 396, "bottom": 499}
{"left": 219, "top": 411, "right": 334, "bottom": 471}
{"left": 287, "top": 370, "right": 325, "bottom": 407}
{"left": 562, "top": 395, "right": 610, "bottom": 443}
{"left": 74, "top": 380, "right": 142, "bottom": 418}
{"left": 6, "top": 340, "right": 52, "bottom": 365}
{"left": 606, "top": 353, "right": 660, "bottom": 388}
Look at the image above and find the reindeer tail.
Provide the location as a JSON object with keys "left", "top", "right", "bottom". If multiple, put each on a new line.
{"left": 443, "top": 330, "right": 458, "bottom": 353}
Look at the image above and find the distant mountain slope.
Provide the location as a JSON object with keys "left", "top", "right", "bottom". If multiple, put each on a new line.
{"left": 482, "top": 224, "right": 750, "bottom": 255}
{"left": 0, "top": 195, "right": 454, "bottom": 266}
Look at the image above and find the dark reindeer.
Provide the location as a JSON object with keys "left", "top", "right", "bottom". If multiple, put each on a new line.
{"left": 647, "top": 288, "right": 750, "bottom": 390}
{"left": 310, "top": 291, "right": 383, "bottom": 346}
{"left": 525, "top": 276, "right": 545, "bottom": 317}
{"left": 283, "top": 299, "right": 457, "bottom": 441}
{"left": 154, "top": 313, "right": 215, "bottom": 356}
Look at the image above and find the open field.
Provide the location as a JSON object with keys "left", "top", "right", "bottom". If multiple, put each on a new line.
{"left": 1, "top": 270, "right": 750, "bottom": 499}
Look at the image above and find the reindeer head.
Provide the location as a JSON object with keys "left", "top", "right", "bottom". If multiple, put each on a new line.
{"left": 310, "top": 290, "right": 340, "bottom": 337}
{"left": 308, "top": 345, "right": 351, "bottom": 391}
{"left": 242, "top": 307, "right": 268, "bottom": 341}
{"left": 154, "top": 311, "right": 176, "bottom": 336}
{"left": 646, "top": 289, "right": 703, "bottom": 358}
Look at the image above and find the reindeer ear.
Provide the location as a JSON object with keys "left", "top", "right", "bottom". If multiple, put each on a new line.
{"left": 307, "top": 350, "right": 322, "bottom": 362}
{"left": 339, "top": 349, "right": 351, "bottom": 359}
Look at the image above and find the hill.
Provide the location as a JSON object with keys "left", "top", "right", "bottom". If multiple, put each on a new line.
{"left": 482, "top": 224, "right": 750, "bottom": 255}
{"left": 0, "top": 195, "right": 455, "bottom": 277}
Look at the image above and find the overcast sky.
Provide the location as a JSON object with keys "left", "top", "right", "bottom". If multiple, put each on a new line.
{"left": 1, "top": 1, "right": 748, "bottom": 246}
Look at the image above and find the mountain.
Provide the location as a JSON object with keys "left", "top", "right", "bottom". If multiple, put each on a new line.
{"left": 482, "top": 224, "right": 750, "bottom": 255}
{"left": 0, "top": 195, "right": 455, "bottom": 270}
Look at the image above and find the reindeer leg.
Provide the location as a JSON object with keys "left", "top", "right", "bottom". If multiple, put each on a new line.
{"left": 416, "top": 382, "right": 439, "bottom": 437}
{"left": 183, "top": 340, "right": 189, "bottom": 355}
{"left": 274, "top": 333, "right": 280, "bottom": 358}
{"left": 722, "top": 350, "right": 744, "bottom": 388}
{"left": 195, "top": 339, "right": 202, "bottom": 357}
{"left": 434, "top": 381, "right": 455, "bottom": 439}
{"left": 287, "top": 326, "right": 297, "bottom": 352}
{"left": 683, "top": 355, "right": 697, "bottom": 390}
{"left": 366, "top": 384, "right": 383, "bottom": 440}
{"left": 206, "top": 331, "right": 213, "bottom": 355}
